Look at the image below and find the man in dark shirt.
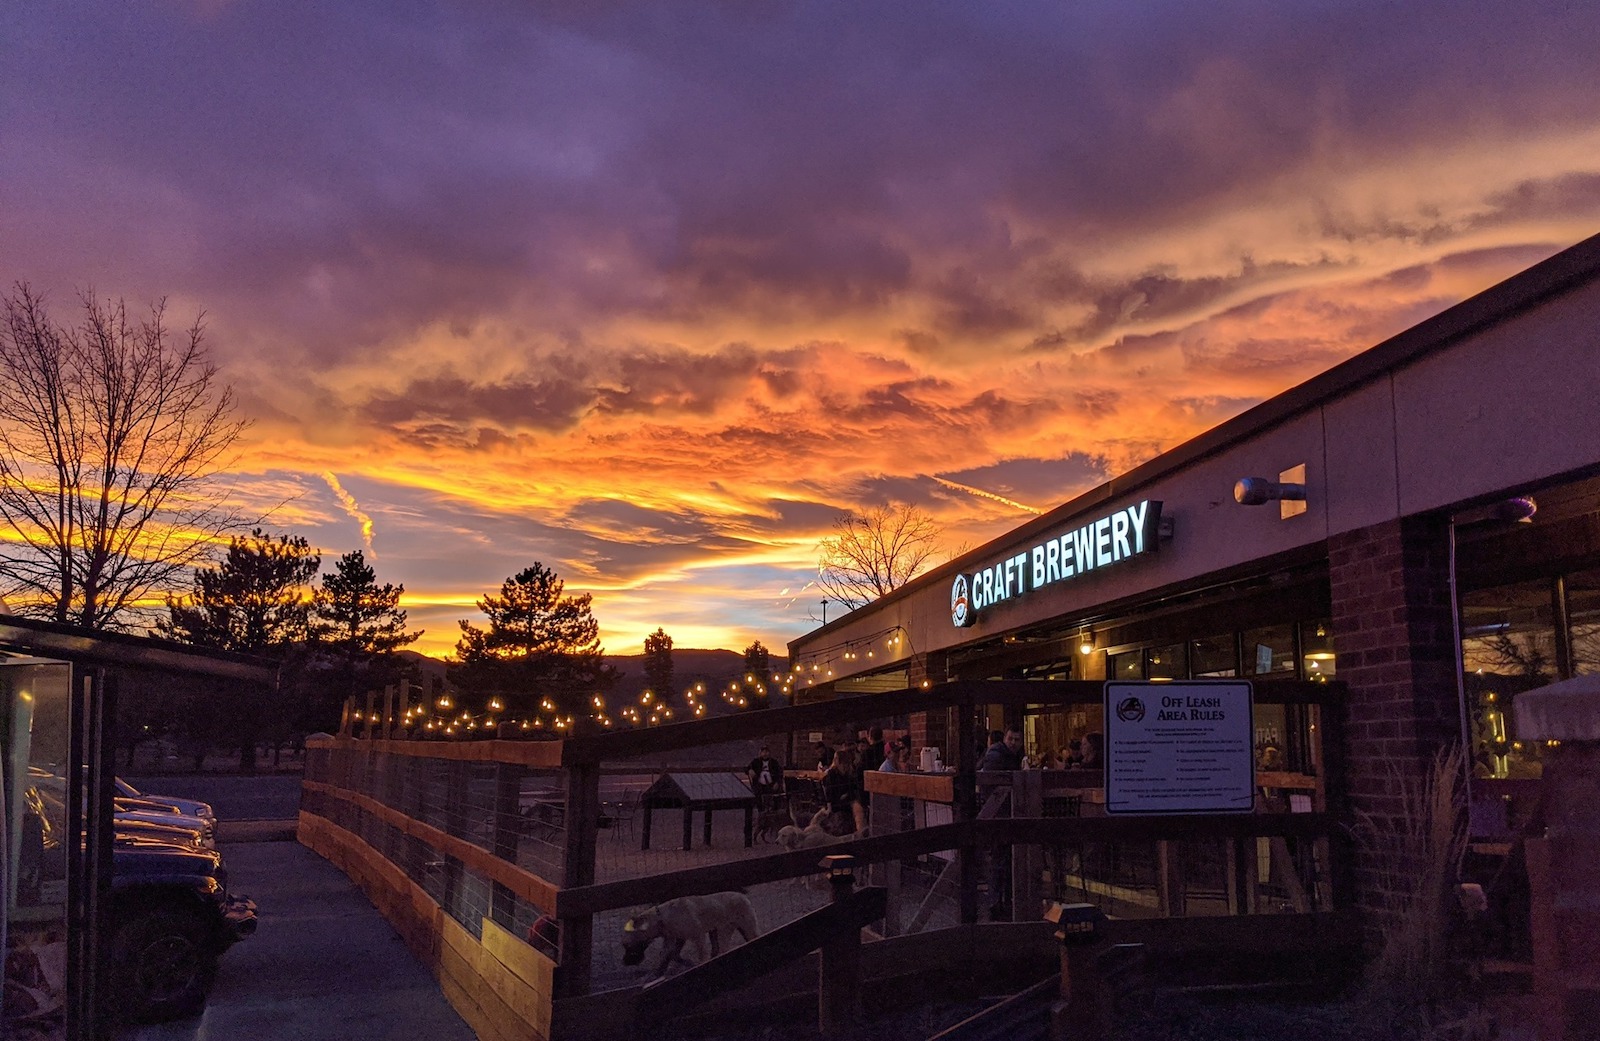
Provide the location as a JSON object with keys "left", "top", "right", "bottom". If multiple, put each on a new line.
{"left": 747, "top": 744, "right": 785, "bottom": 841}
{"left": 863, "top": 726, "right": 886, "bottom": 775}
{"left": 747, "top": 745, "right": 782, "bottom": 798}
{"left": 979, "top": 726, "right": 1025, "bottom": 772}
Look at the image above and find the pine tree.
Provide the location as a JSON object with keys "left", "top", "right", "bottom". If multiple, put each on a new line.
{"left": 159, "top": 528, "right": 319, "bottom": 770}
{"left": 743, "top": 639, "right": 771, "bottom": 707}
{"left": 643, "top": 628, "right": 676, "bottom": 709}
{"left": 308, "top": 551, "right": 421, "bottom": 732}
{"left": 449, "top": 563, "right": 615, "bottom": 722}
{"left": 162, "top": 529, "right": 319, "bottom": 652}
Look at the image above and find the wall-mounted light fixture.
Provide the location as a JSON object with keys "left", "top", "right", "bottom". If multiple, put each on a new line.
{"left": 1078, "top": 627, "right": 1093, "bottom": 655}
{"left": 1234, "top": 464, "right": 1308, "bottom": 519}
{"left": 1456, "top": 496, "right": 1538, "bottom": 526}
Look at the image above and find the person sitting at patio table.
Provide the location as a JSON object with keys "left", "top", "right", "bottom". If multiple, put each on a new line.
{"left": 879, "top": 744, "right": 911, "bottom": 773}
{"left": 1077, "top": 732, "right": 1104, "bottom": 772}
{"left": 819, "top": 746, "right": 866, "bottom": 835}
{"left": 979, "top": 726, "right": 1024, "bottom": 771}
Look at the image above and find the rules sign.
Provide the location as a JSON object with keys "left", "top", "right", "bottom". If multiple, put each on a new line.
{"left": 1103, "top": 680, "right": 1254, "bottom": 815}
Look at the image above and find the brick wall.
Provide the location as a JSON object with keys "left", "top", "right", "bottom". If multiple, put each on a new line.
{"left": 1328, "top": 514, "right": 1462, "bottom": 941}
{"left": 908, "top": 653, "right": 952, "bottom": 760}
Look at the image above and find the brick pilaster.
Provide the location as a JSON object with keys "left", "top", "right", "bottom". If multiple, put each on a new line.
{"left": 1328, "top": 513, "right": 1462, "bottom": 945}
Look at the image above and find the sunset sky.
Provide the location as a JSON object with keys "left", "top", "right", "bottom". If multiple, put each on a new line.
{"left": 5, "top": 2, "right": 1600, "bottom": 659}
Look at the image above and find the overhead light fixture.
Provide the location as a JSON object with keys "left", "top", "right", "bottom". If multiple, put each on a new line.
{"left": 1078, "top": 627, "right": 1093, "bottom": 655}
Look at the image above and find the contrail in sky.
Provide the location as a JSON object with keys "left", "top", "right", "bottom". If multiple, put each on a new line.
{"left": 320, "top": 472, "right": 376, "bottom": 554}
{"left": 932, "top": 477, "right": 1044, "bottom": 515}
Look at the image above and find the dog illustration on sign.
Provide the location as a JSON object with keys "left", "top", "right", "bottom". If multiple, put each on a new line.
{"left": 621, "top": 891, "right": 761, "bottom": 977}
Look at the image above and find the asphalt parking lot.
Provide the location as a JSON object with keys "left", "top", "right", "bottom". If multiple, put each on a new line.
{"left": 122, "top": 775, "right": 305, "bottom": 822}
{"left": 121, "top": 839, "right": 475, "bottom": 1041}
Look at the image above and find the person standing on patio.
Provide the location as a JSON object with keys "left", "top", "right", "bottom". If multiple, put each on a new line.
{"left": 748, "top": 744, "right": 783, "bottom": 800}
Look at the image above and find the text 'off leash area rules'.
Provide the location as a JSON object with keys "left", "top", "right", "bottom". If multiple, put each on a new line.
{"left": 1104, "top": 680, "right": 1254, "bottom": 814}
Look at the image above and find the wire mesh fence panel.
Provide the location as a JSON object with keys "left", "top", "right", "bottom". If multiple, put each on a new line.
{"left": 515, "top": 769, "right": 568, "bottom": 884}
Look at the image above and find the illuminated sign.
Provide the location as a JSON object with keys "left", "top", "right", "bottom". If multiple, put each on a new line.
{"left": 950, "top": 500, "right": 1163, "bottom": 627}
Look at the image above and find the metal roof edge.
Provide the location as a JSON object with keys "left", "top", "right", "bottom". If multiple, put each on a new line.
{"left": 0, "top": 613, "right": 279, "bottom": 683}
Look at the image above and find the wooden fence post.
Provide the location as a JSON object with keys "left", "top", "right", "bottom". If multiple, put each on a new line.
{"left": 819, "top": 855, "right": 861, "bottom": 1036}
{"left": 556, "top": 761, "right": 600, "bottom": 1000}
{"left": 1014, "top": 768, "right": 1043, "bottom": 919}
{"left": 956, "top": 687, "right": 980, "bottom": 924}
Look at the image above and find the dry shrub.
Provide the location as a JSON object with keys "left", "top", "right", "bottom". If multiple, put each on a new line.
{"left": 1350, "top": 745, "right": 1479, "bottom": 1038}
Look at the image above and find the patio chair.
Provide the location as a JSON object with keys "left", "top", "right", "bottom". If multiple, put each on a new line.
{"left": 605, "top": 789, "right": 640, "bottom": 841}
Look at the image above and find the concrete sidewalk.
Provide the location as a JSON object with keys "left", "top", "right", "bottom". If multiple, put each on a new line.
{"left": 121, "top": 838, "right": 475, "bottom": 1041}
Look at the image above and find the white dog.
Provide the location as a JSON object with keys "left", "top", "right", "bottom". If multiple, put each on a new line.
{"left": 621, "top": 891, "right": 760, "bottom": 976}
{"left": 777, "top": 806, "right": 868, "bottom": 851}
{"left": 776, "top": 815, "right": 871, "bottom": 887}
{"left": 775, "top": 822, "right": 842, "bottom": 852}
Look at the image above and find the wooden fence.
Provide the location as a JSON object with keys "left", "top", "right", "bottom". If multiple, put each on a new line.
{"left": 299, "top": 678, "right": 1358, "bottom": 1041}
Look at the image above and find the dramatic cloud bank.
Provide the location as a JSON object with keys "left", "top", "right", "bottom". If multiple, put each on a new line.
{"left": 5, "top": 1, "right": 1600, "bottom": 655}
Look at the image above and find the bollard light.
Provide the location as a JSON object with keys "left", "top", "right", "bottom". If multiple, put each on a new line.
{"left": 820, "top": 853, "right": 856, "bottom": 885}
{"left": 1044, "top": 901, "right": 1105, "bottom": 946}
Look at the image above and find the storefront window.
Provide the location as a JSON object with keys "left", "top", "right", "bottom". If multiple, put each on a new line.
{"left": 1568, "top": 567, "right": 1600, "bottom": 676}
{"left": 1146, "top": 642, "right": 1186, "bottom": 681}
{"left": 1301, "top": 619, "right": 1336, "bottom": 682}
{"left": 1242, "top": 624, "right": 1296, "bottom": 677}
{"left": 1461, "top": 580, "right": 1558, "bottom": 779}
{"left": 1107, "top": 650, "right": 1144, "bottom": 681}
{"left": 1253, "top": 705, "right": 1288, "bottom": 768}
{"left": 1190, "top": 635, "right": 1238, "bottom": 678}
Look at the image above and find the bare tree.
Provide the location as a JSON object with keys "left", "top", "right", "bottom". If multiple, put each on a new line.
{"left": 0, "top": 284, "right": 247, "bottom": 629}
{"left": 816, "top": 502, "right": 942, "bottom": 611}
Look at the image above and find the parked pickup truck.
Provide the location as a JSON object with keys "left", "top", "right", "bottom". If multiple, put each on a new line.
{"left": 105, "top": 834, "right": 258, "bottom": 1021}
{"left": 18, "top": 776, "right": 258, "bottom": 1022}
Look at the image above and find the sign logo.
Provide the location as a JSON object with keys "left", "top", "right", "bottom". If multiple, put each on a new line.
{"left": 1115, "top": 695, "right": 1145, "bottom": 723}
{"left": 950, "top": 574, "right": 972, "bottom": 627}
